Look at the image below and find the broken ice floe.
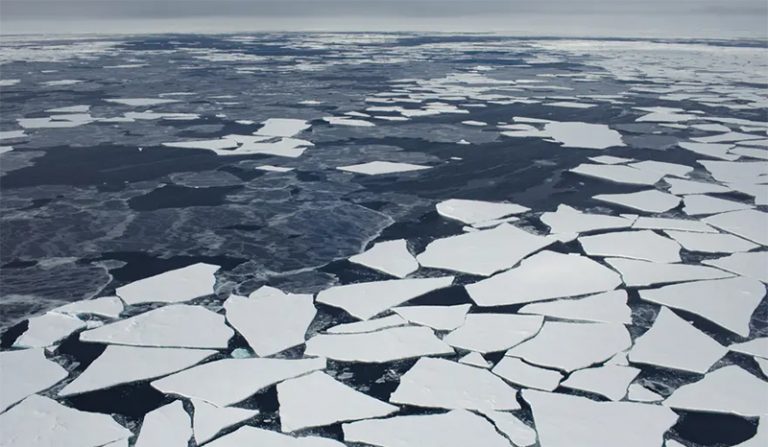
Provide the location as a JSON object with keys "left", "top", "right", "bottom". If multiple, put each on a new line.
{"left": 491, "top": 356, "right": 563, "bottom": 391}
{"left": 304, "top": 326, "right": 453, "bottom": 363}
{"left": 205, "top": 426, "right": 344, "bottom": 446}
{"left": 605, "top": 257, "right": 733, "bottom": 287}
{"left": 336, "top": 161, "right": 431, "bottom": 175}
{"left": 13, "top": 312, "right": 86, "bottom": 348}
{"left": 135, "top": 400, "right": 191, "bottom": 447}
{"left": 729, "top": 338, "right": 768, "bottom": 359}
{"left": 392, "top": 304, "right": 471, "bottom": 331}
{"left": 594, "top": 190, "right": 681, "bottom": 213}
{"left": 704, "top": 209, "right": 768, "bottom": 246}
{"left": 665, "top": 177, "right": 733, "bottom": 195}
{"left": 79, "top": 304, "right": 234, "bottom": 349}
{"left": 51, "top": 296, "right": 124, "bottom": 319}
{"left": 192, "top": 399, "right": 258, "bottom": 445}
{"left": 151, "top": 357, "right": 326, "bottom": 407}
{"left": 458, "top": 352, "right": 491, "bottom": 369}
{"left": 561, "top": 364, "right": 640, "bottom": 401}
{"left": 640, "top": 277, "right": 765, "bottom": 337}
{"left": 224, "top": 286, "right": 316, "bottom": 357}
{"left": 578, "top": 230, "right": 681, "bottom": 263}
{"left": 0, "top": 395, "right": 131, "bottom": 447}
{"left": 682, "top": 194, "right": 753, "bottom": 216}
{"left": 664, "top": 230, "right": 759, "bottom": 253}
{"left": 664, "top": 365, "right": 768, "bottom": 416}
{"left": 519, "top": 290, "right": 631, "bottom": 324}
{"left": 703, "top": 251, "right": 768, "bottom": 282}
{"left": 389, "top": 357, "right": 520, "bottom": 411}
{"left": 466, "top": 251, "right": 622, "bottom": 307}
{"left": 443, "top": 313, "right": 544, "bottom": 353}
{"left": 105, "top": 97, "right": 180, "bottom": 106}
{"left": 505, "top": 321, "right": 631, "bottom": 372}
{"left": 278, "top": 371, "right": 397, "bottom": 432}
{"left": 115, "top": 262, "right": 219, "bottom": 305}
{"left": 631, "top": 216, "right": 716, "bottom": 233}
{"left": 417, "top": 224, "right": 555, "bottom": 276}
{"left": 58, "top": 345, "right": 217, "bottom": 396}
{"left": 348, "top": 239, "right": 419, "bottom": 278}
{"left": 254, "top": 118, "right": 310, "bottom": 138}
{"left": 326, "top": 314, "right": 407, "bottom": 334}
{"left": 570, "top": 163, "right": 664, "bottom": 186}
{"left": 0, "top": 348, "right": 68, "bottom": 413}
{"left": 316, "top": 276, "right": 454, "bottom": 320}
{"left": 540, "top": 204, "right": 634, "bottom": 235}
{"left": 435, "top": 198, "right": 529, "bottom": 225}
{"left": 627, "top": 383, "right": 663, "bottom": 402}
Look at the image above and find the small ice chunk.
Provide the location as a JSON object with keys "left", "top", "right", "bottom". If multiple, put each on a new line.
{"left": 52, "top": 296, "right": 124, "bottom": 319}
{"left": 390, "top": 357, "right": 520, "bottom": 411}
{"left": 540, "top": 204, "right": 634, "bottom": 234}
{"left": 0, "top": 130, "right": 26, "bottom": 140}
{"left": 546, "top": 101, "right": 596, "bottom": 109}
{"left": 316, "top": 276, "right": 454, "bottom": 320}
{"left": 255, "top": 164, "right": 294, "bottom": 172}
{"left": 326, "top": 314, "right": 407, "bottom": 334}
{"left": 731, "top": 146, "right": 768, "bottom": 160}
{"left": 698, "top": 160, "right": 768, "bottom": 184}
{"left": 417, "top": 224, "right": 556, "bottom": 276}
{"left": 561, "top": 365, "right": 640, "bottom": 401}
{"left": 278, "top": 371, "right": 398, "bottom": 432}
{"left": 629, "top": 160, "right": 693, "bottom": 178}
{"left": 519, "top": 290, "right": 631, "bottom": 324}
{"left": 58, "top": 345, "right": 217, "bottom": 396}
{"left": 343, "top": 410, "right": 513, "bottom": 447}
{"left": 461, "top": 120, "right": 487, "bottom": 126}
{"left": 255, "top": 118, "right": 310, "bottom": 137}
{"left": 47, "top": 105, "right": 90, "bottom": 113}
{"left": 0, "top": 349, "right": 68, "bottom": 412}
{"left": 578, "top": 230, "right": 681, "bottom": 263}
{"left": 392, "top": 304, "right": 471, "bottom": 331}
{"left": 135, "top": 401, "right": 191, "bottom": 447}
{"left": 0, "top": 395, "right": 131, "bottom": 447}
{"left": 589, "top": 155, "right": 634, "bottom": 164}
{"left": 570, "top": 163, "right": 664, "bottom": 186}
{"left": 678, "top": 142, "right": 739, "bottom": 161}
{"left": 152, "top": 357, "right": 326, "bottom": 407}
{"left": 632, "top": 216, "right": 717, "bottom": 233}
{"left": 665, "top": 177, "right": 733, "bottom": 195}
{"left": 116, "top": 262, "right": 220, "bottom": 305}
{"left": 80, "top": 304, "right": 234, "bottom": 349}
{"left": 224, "top": 287, "right": 316, "bottom": 357}
{"left": 105, "top": 97, "right": 179, "bottom": 106}
{"left": 436, "top": 198, "right": 529, "bottom": 225}
{"left": 192, "top": 399, "right": 258, "bottom": 445}
{"left": 703, "top": 251, "right": 768, "bottom": 283}
{"left": 729, "top": 338, "right": 768, "bottom": 359}
{"left": 164, "top": 139, "right": 240, "bottom": 151}
{"left": 523, "top": 389, "right": 678, "bottom": 447}
{"left": 594, "top": 190, "right": 681, "bottom": 213}
{"left": 323, "top": 116, "right": 375, "bottom": 127}
{"left": 543, "top": 122, "right": 625, "bottom": 149}
{"left": 304, "top": 326, "right": 453, "bottom": 363}
{"left": 13, "top": 312, "right": 86, "bottom": 348}
{"left": 337, "top": 161, "right": 431, "bottom": 175}
{"left": 627, "top": 384, "right": 664, "bottom": 402}
{"left": 606, "top": 257, "right": 733, "bottom": 287}
{"left": 692, "top": 131, "right": 764, "bottom": 144}
{"left": 348, "top": 239, "right": 419, "bottom": 278}
{"left": 639, "top": 278, "right": 765, "bottom": 337}
{"left": 704, "top": 209, "right": 768, "bottom": 246}
{"left": 664, "top": 230, "right": 758, "bottom": 253}
{"left": 664, "top": 365, "right": 768, "bottom": 416}
{"left": 444, "top": 314, "right": 544, "bottom": 354}
{"left": 481, "top": 410, "right": 537, "bottom": 446}
{"left": 466, "top": 251, "right": 622, "bottom": 307}
{"left": 682, "top": 194, "right": 753, "bottom": 216}
{"left": 459, "top": 352, "right": 491, "bottom": 369}
{"left": 505, "top": 321, "right": 631, "bottom": 372}
{"left": 492, "top": 356, "right": 563, "bottom": 391}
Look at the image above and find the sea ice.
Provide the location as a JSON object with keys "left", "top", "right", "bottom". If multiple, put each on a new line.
{"left": 337, "top": 161, "right": 431, "bottom": 175}
{"left": 704, "top": 209, "right": 768, "bottom": 246}
{"left": 444, "top": 314, "right": 544, "bottom": 353}
{"left": 627, "top": 384, "right": 663, "bottom": 402}
{"left": 664, "top": 365, "right": 768, "bottom": 416}
{"left": 205, "top": 426, "right": 344, "bottom": 447}
{"left": 115, "top": 262, "right": 219, "bottom": 305}
{"left": 326, "top": 314, "right": 407, "bottom": 334}
{"left": 605, "top": 257, "right": 733, "bottom": 287}
{"left": 703, "top": 251, "right": 768, "bottom": 282}
{"left": 519, "top": 290, "right": 631, "bottom": 324}
{"left": 570, "top": 163, "right": 664, "bottom": 186}
{"left": 392, "top": 304, "right": 471, "bottom": 331}
{"left": 543, "top": 121, "right": 625, "bottom": 149}
{"left": 51, "top": 296, "right": 124, "bottom": 319}
{"left": 13, "top": 312, "right": 86, "bottom": 348}
{"left": 664, "top": 230, "right": 759, "bottom": 253}
{"left": 729, "top": 338, "right": 768, "bottom": 359}
{"left": 578, "top": 230, "right": 681, "bottom": 263}
{"left": 435, "top": 198, "right": 529, "bottom": 225}
{"left": 539, "top": 204, "right": 634, "bottom": 234}
{"left": 135, "top": 401, "right": 191, "bottom": 447}
{"left": 192, "top": 399, "right": 258, "bottom": 445}
{"left": 491, "top": 356, "right": 563, "bottom": 391}
{"left": 105, "top": 97, "right": 179, "bottom": 106}
{"left": 348, "top": 239, "right": 419, "bottom": 278}
{"left": 561, "top": 364, "right": 640, "bottom": 401}
{"left": 255, "top": 118, "right": 310, "bottom": 137}
{"left": 458, "top": 352, "right": 491, "bottom": 369}
{"left": 594, "top": 190, "right": 681, "bottom": 213}
{"left": 682, "top": 194, "right": 753, "bottom": 216}
{"left": 0, "top": 349, "right": 68, "bottom": 413}
{"left": 631, "top": 216, "right": 717, "bottom": 233}
{"left": 665, "top": 177, "right": 733, "bottom": 195}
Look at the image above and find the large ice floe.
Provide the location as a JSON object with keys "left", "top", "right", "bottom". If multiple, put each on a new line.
{"left": 443, "top": 313, "right": 543, "bottom": 353}
{"left": 135, "top": 400, "right": 191, "bottom": 447}
{"left": 435, "top": 198, "right": 529, "bottom": 225}
{"left": 12, "top": 312, "right": 86, "bottom": 348}
{"left": 664, "top": 365, "right": 768, "bottom": 416}
{"left": 191, "top": 399, "right": 258, "bottom": 445}
{"left": 115, "top": 263, "right": 219, "bottom": 305}
{"left": 0, "top": 348, "right": 68, "bottom": 412}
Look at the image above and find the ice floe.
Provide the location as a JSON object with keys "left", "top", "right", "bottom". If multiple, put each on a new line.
{"left": 390, "top": 357, "right": 520, "bottom": 411}
{"left": 0, "top": 395, "right": 131, "bottom": 447}
{"left": 466, "top": 251, "right": 622, "bottom": 307}
{"left": 665, "top": 177, "right": 733, "bottom": 195}
{"left": 152, "top": 357, "right": 326, "bottom": 407}
{"left": 417, "top": 224, "right": 555, "bottom": 276}
{"left": 578, "top": 230, "right": 681, "bottom": 263}
{"left": 135, "top": 400, "right": 191, "bottom": 447}
{"left": 323, "top": 116, "right": 375, "bottom": 127}
{"left": 523, "top": 390, "right": 677, "bottom": 447}
{"left": 278, "top": 371, "right": 398, "bottom": 432}
{"left": 481, "top": 410, "right": 537, "bottom": 446}
{"left": 343, "top": 410, "right": 512, "bottom": 447}
{"left": 505, "top": 321, "right": 631, "bottom": 372}
{"left": 703, "top": 251, "right": 768, "bottom": 282}
{"left": 664, "top": 365, "right": 768, "bottom": 416}
{"left": 337, "top": 161, "right": 431, "bottom": 175}
{"left": 682, "top": 194, "right": 753, "bottom": 216}
{"left": 698, "top": 160, "right": 768, "bottom": 184}
{"left": 105, "top": 97, "right": 179, "bottom": 106}
{"left": 570, "top": 163, "right": 664, "bottom": 186}
{"left": 561, "top": 364, "right": 640, "bottom": 401}
{"left": 729, "top": 338, "right": 768, "bottom": 359}
{"left": 678, "top": 142, "right": 739, "bottom": 161}
{"left": 606, "top": 257, "right": 733, "bottom": 287}
{"left": 458, "top": 352, "right": 491, "bottom": 369}
{"left": 594, "top": 190, "right": 681, "bottom": 213}
{"left": 206, "top": 426, "right": 344, "bottom": 447}
{"left": 491, "top": 356, "right": 563, "bottom": 391}
{"left": 627, "top": 384, "right": 664, "bottom": 402}
{"left": 115, "top": 262, "right": 219, "bottom": 305}
{"left": 631, "top": 216, "right": 717, "bottom": 233}
{"left": 58, "top": 345, "right": 217, "bottom": 396}
{"left": 640, "top": 277, "right": 765, "bottom": 337}
{"left": 444, "top": 314, "right": 544, "bottom": 354}
{"left": 13, "top": 312, "right": 86, "bottom": 348}
{"left": 435, "top": 198, "right": 529, "bottom": 225}
{"left": 51, "top": 296, "right": 124, "bottom": 319}
{"left": 664, "top": 230, "right": 759, "bottom": 253}
{"left": 255, "top": 118, "right": 310, "bottom": 137}
{"left": 316, "top": 276, "right": 454, "bottom": 320}
{"left": 326, "top": 314, "right": 407, "bottom": 334}
{"left": 543, "top": 122, "right": 625, "bottom": 149}
{"left": 224, "top": 287, "right": 316, "bottom": 357}
{"left": 590, "top": 155, "right": 635, "bottom": 164}
{"left": 392, "top": 304, "right": 470, "bottom": 331}
{"left": 0, "top": 348, "right": 68, "bottom": 413}
{"left": 704, "top": 209, "right": 768, "bottom": 246}
{"left": 80, "top": 304, "right": 234, "bottom": 349}
{"left": 254, "top": 164, "right": 295, "bottom": 172}
{"left": 192, "top": 399, "right": 258, "bottom": 445}
{"left": 519, "top": 290, "right": 631, "bottom": 324}
{"left": 304, "top": 326, "right": 453, "bottom": 363}
{"left": 629, "top": 160, "right": 693, "bottom": 178}
{"left": 348, "top": 239, "right": 419, "bottom": 278}
{"left": 540, "top": 204, "right": 634, "bottom": 234}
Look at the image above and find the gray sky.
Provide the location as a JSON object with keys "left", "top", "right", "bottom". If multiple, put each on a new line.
{"left": 1, "top": 0, "right": 767, "bottom": 38}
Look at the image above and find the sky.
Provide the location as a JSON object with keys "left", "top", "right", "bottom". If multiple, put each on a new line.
{"left": 1, "top": 0, "right": 767, "bottom": 39}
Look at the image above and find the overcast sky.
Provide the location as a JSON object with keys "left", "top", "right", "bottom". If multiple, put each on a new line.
{"left": 1, "top": 0, "right": 766, "bottom": 38}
